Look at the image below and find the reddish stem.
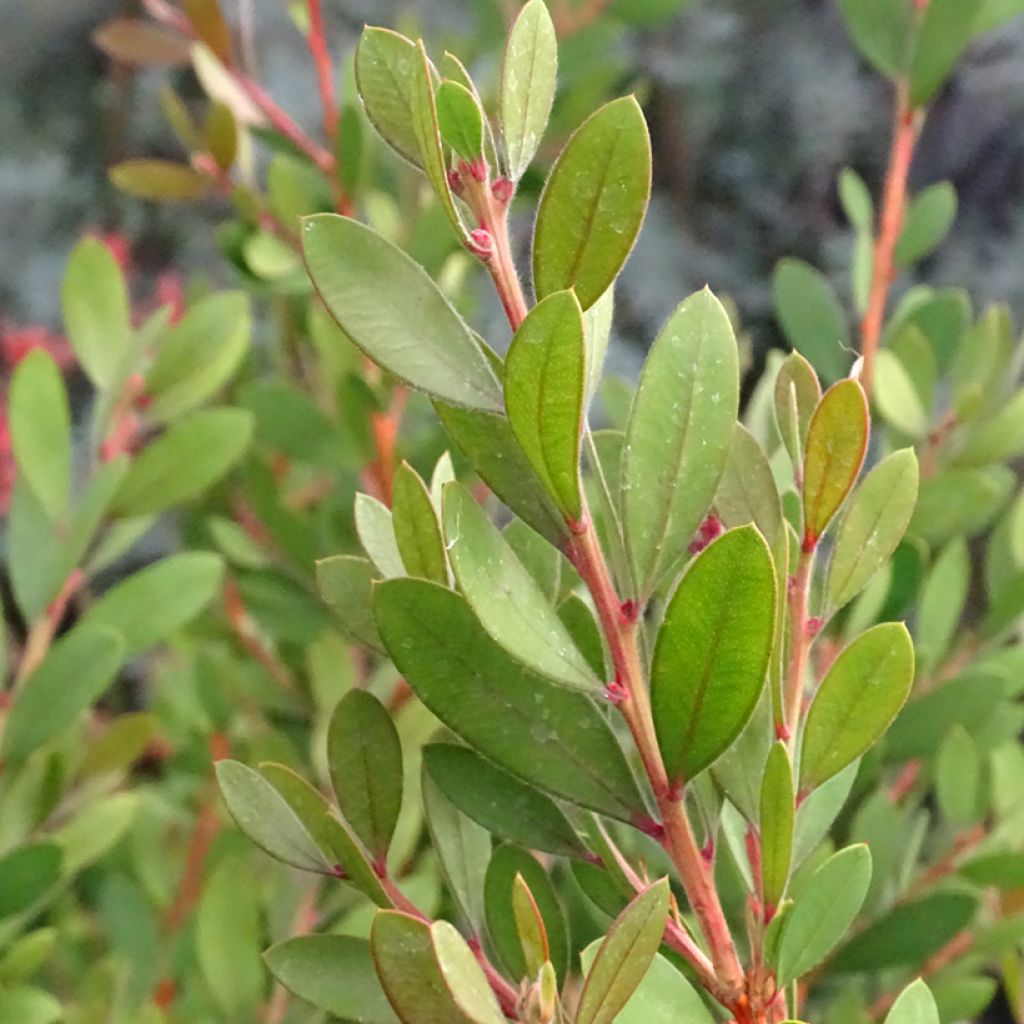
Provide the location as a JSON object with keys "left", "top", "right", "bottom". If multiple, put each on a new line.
{"left": 223, "top": 577, "right": 298, "bottom": 692}
{"left": 783, "top": 549, "right": 814, "bottom": 742}
{"left": 304, "top": 0, "right": 337, "bottom": 143}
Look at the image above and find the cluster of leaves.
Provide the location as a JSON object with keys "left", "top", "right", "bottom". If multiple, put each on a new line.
{"left": 2, "top": 1, "right": 1024, "bottom": 1023}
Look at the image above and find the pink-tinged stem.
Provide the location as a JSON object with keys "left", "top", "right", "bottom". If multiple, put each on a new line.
{"left": 304, "top": 0, "right": 337, "bottom": 143}
{"left": 783, "top": 548, "right": 814, "bottom": 741}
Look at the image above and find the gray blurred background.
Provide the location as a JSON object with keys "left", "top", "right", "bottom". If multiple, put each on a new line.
{"left": 3, "top": 0, "right": 1024, "bottom": 370}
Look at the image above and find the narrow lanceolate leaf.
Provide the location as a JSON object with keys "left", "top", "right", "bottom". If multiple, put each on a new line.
{"left": 374, "top": 579, "right": 645, "bottom": 822}
{"left": 909, "top": 0, "right": 984, "bottom": 107}
{"left": 2, "top": 626, "right": 124, "bottom": 762}
{"left": 759, "top": 742, "right": 794, "bottom": 909}
{"left": 576, "top": 879, "right": 670, "bottom": 1024}
{"left": 533, "top": 96, "right": 651, "bottom": 310}
{"left": 773, "top": 844, "right": 872, "bottom": 986}
{"left": 801, "top": 378, "right": 869, "bottom": 548}
{"left": 443, "top": 484, "right": 598, "bottom": 689}
{"left": 391, "top": 462, "right": 448, "bottom": 584}
{"left": 501, "top": 0, "right": 558, "bottom": 180}
{"left": 372, "top": 912, "right": 505, "bottom": 1024}
{"left": 410, "top": 39, "right": 466, "bottom": 238}
{"left": 435, "top": 80, "right": 484, "bottom": 160}
{"left": 773, "top": 350, "right": 821, "bottom": 468}
{"left": 622, "top": 288, "right": 739, "bottom": 598}
{"left": 512, "top": 875, "right": 550, "bottom": 976}
{"left": 264, "top": 935, "right": 398, "bottom": 1024}
{"left": 885, "top": 981, "right": 940, "bottom": 1024}
{"left": 61, "top": 237, "right": 131, "bottom": 389}
{"left": 355, "top": 27, "right": 425, "bottom": 168}
{"left": 826, "top": 448, "right": 920, "bottom": 613}
{"left": 9, "top": 351, "right": 71, "bottom": 523}
{"left": 328, "top": 691, "right": 403, "bottom": 862}
{"left": 800, "top": 622, "right": 915, "bottom": 792}
{"left": 504, "top": 290, "right": 586, "bottom": 521}
{"left": 651, "top": 526, "right": 776, "bottom": 783}
{"left": 424, "top": 743, "right": 588, "bottom": 859}
{"left": 303, "top": 216, "right": 502, "bottom": 411}
{"left": 215, "top": 760, "right": 330, "bottom": 874}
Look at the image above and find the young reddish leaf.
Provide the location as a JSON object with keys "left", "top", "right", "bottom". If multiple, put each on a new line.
{"left": 436, "top": 80, "right": 485, "bottom": 160}
{"left": 800, "top": 622, "right": 915, "bottom": 792}
{"left": 773, "top": 844, "right": 872, "bottom": 985}
{"left": 183, "top": 0, "right": 232, "bottom": 64}
{"left": 61, "top": 237, "right": 131, "bottom": 390}
{"left": 374, "top": 578, "right": 645, "bottom": 822}
{"left": 801, "top": 378, "right": 869, "bottom": 549}
{"left": 759, "top": 742, "right": 794, "bottom": 910}
{"left": 92, "top": 18, "right": 191, "bottom": 66}
{"left": 2, "top": 626, "right": 124, "bottom": 763}
{"left": 303, "top": 216, "right": 502, "bottom": 412}
{"left": 511, "top": 874, "right": 550, "bottom": 977}
{"left": 424, "top": 743, "right": 588, "bottom": 859}
{"left": 773, "top": 350, "right": 821, "bottom": 468}
{"left": 355, "top": 27, "right": 426, "bottom": 168}
{"left": 264, "top": 935, "right": 399, "bottom": 1024}
{"left": 576, "top": 879, "right": 670, "bottom": 1024}
{"left": 651, "top": 526, "right": 776, "bottom": 784}
{"left": 486, "top": 846, "right": 570, "bottom": 983}
{"left": 8, "top": 351, "right": 71, "bottom": 524}
{"left": 533, "top": 96, "right": 651, "bottom": 310}
{"left": 826, "top": 448, "right": 919, "bottom": 613}
{"left": 391, "top": 462, "right": 448, "bottom": 584}
{"left": 501, "top": 0, "right": 558, "bottom": 180}
{"left": 504, "top": 290, "right": 586, "bottom": 522}
{"left": 328, "top": 691, "right": 404, "bottom": 863}
{"left": 622, "top": 288, "right": 739, "bottom": 598}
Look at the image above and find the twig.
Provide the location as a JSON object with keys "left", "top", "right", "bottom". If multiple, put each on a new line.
{"left": 223, "top": 576, "right": 298, "bottom": 693}
{"left": 868, "top": 931, "right": 974, "bottom": 1020}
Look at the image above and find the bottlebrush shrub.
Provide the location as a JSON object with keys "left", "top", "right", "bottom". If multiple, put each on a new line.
{"left": 200, "top": 5, "right": 1024, "bottom": 1024}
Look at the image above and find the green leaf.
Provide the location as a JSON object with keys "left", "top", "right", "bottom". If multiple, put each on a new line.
{"left": 909, "top": 0, "right": 984, "bottom": 107}
{"left": 894, "top": 183, "right": 957, "bottom": 267}
{"left": 0, "top": 989, "right": 62, "bottom": 1024}
{"left": 533, "top": 96, "right": 651, "bottom": 310}
{"left": 303, "top": 216, "right": 501, "bottom": 410}
{"left": 936, "top": 725, "right": 982, "bottom": 826}
{"left": 422, "top": 773, "right": 490, "bottom": 931}
{"left": 61, "top": 237, "right": 131, "bottom": 389}
{"left": 316, "top": 555, "right": 384, "bottom": 649}
{"left": 205, "top": 99, "right": 237, "bottom": 170}
{"left": 831, "top": 892, "right": 977, "bottom": 972}
{"left": 504, "top": 290, "right": 586, "bottom": 521}
{"left": 9, "top": 351, "right": 71, "bottom": 523}
{"left": 431, "top": 920, "right": 509, "bottom": 1024}
{"left": 145, "top": 291, "right": 250, "bottom": 420}
{"left": 874, "top": 349, "right": 930, "bottom": 438}
{"left": 801, "top": 379, "right": 869, "bottom": 547}
{"left": 437, "top": 403, "right": 569, "bottom": 546}
{"left": 773, "top": 258, "right": 851, "bottom": 383}
{"left": 916, "top": 538, "right": 969, "bottom": 673}
{"left": 511, "top": 875, "right": 549, "bottom": 976}
{"left": 486, "top": 845, "right": 569, "bottom": 982}
{"left": 214, "top": 759, "right": 330, "bottom": 873}
{"left": 622, "top": 288, "right": 739, "bottom": 597}
{"left": 774, "top": 844, "right": 872, "bottom": 986}
{"left": 3, "top": 626, "right": 124, "bottom": 762}
{"left": 911, "top": 465, "right": 1014, "bottom": 544}
{"left": 436, "top": 80, "right": 484, "bottom": 160}
{"left": 354, "top": 27, "right": 424, "bottom": 168}
{"left": 760, "top": 742, "right": 794, "bottom": 909}
{"left": 374, "top": 578, "right": 645, "bottom": 822}
{"left": 960, "top": 852, "right": 1024, "bottom": 889}
{"left": 328, "top": 691, "right": 403, "bottom": 862}
{"left": 78, "top": 712, "right": 157, "bottom": 780}
{"left": 442, "top": 483, "right": 597, "bottom": 690}
{"left": 839, "top": 168, "right": 874, "bottom": 231}
{"left": 0, "top": 844, "right": 63, "bottom": 919}
{"left": 392, "top": 462, "right": 448, "bottom": 584}
{"left": 501, "top": 0, "right": 558, "bottom": 180}
{"left": 838, "top": 0, "right": 913, "bottom": 77}
{"left": 109, "top": 159, "right": 212, "bottom": 200}
{"left": 958, "top": 389, "right": 1024, "bottom": 465}
{"left": 355, "top": 493, "right": 406, "bottom": 578}
{"left": 976, "top": 0, "right": 1024, "bottom": 33}
{"left": 112, "top": 407, "right": 253, "bottom": 515}
{"left": 652, "top": 526, "right": 776, "bottom": 783}
{"left": 715, "top": 425, "right": 783, "bottom": 546}
{"left": 576, "top": 879, "right": 670, "bottom": 1024}
{"left": 800, "top": 622, "right": 915, "bottom": 792}
{"left": 264, "top": 935, "right": 398, "bottom": 1024}
{"left": 424, "top": 743, "right": 588, "bottom": 859}
{"left": 826, "top": 448, "right": 919, "bottom": 612}
{"left": 773, "top": 350, "right": 821, "bottom": 469}
{"left": 82, "top": 552, "right": 223, "bottom": 654}
{"left": 885, "top": 981, "right": 940, "bottom": 1024}
{"left": 196, "top": 856, "right": 264, "bottom": 1019}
